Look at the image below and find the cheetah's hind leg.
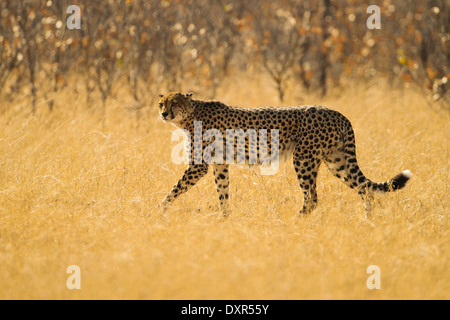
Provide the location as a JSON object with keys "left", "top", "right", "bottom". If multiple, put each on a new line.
{"left": 293, "top": 147, "right": 322, "bottom": 216}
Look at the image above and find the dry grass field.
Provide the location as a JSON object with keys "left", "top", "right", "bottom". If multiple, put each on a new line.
{"left": 0, "top": 76, "right": 448, "bottom": 299}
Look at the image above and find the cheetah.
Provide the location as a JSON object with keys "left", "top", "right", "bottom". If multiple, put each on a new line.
{"left": 158, "top": 92, "right": 412, "bottom": 217}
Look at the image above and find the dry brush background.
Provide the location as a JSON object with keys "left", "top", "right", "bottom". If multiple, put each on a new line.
{"left": 0, "top": 0, "right": 449, "bottom": 299}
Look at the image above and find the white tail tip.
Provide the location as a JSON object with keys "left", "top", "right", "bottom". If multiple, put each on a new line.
{"left": 402, "top": 170, "right": 413, "bottom": 179}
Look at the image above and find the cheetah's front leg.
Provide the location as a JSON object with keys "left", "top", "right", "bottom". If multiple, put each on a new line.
{"left": 212, "top": 164, "right": 230, "bottom": 216}
{"left": 161, "top": 164, "right": 209, "bottom": 209}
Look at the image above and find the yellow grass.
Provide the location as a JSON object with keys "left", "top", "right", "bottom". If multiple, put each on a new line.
{"left": 0, "top": 76, "right": 448, "bottom": 299}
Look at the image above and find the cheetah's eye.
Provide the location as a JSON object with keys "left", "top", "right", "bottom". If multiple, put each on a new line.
{"left": 159, "top": 103, "right": 163, "bottom": 108}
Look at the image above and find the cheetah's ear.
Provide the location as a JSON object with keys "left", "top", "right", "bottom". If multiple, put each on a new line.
{"left": 185, "top": 92, "right": 193, "bottom": 100}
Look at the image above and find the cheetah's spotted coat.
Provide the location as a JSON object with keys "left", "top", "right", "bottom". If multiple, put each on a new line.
{"left": 158, "top": 92, "right": 412, "bottom": 216}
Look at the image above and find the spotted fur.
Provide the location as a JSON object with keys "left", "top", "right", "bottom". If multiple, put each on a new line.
{"left": 158, "top": 92, "right": 412, "bottom": 216}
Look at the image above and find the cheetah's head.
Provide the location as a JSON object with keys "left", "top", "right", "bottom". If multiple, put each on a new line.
{"left": 158, "top": 92, "right": 193, "bottom": 123}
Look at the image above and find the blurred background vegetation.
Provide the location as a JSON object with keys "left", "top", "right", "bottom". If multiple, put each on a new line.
{"left": 0, "top": 0, "right": 448, "bottom": 113}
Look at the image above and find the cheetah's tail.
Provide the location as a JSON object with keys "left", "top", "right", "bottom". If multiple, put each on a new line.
{"left": 369, "top": 170, "right": 413, "bottom": 193}
{"left": 341, "top": 120, "right": 412, "bottom": 194}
